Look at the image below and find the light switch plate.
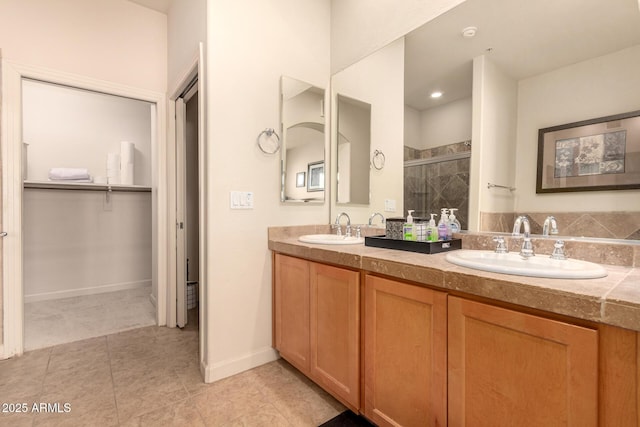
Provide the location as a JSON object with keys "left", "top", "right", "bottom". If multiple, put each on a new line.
{"left": 384, "top": 199, "right": 396, "bottom": 212}
{"left": 230, "top": 191, "right": 254, "bottom": 209}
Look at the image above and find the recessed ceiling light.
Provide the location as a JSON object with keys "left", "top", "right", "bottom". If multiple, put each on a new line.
{"left": 431, "top": 91, "right": 443, "bottom": 99}
{"left": 461, "top": 26, "right": 477, "bottom": 38}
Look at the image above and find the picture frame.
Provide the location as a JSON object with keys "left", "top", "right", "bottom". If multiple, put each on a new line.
{"left": 307, "top": 161, "right": 324, "bottom": 192}
{"left": 296, "top": 171, "right": 305, "bottom": 188}
{"left": 536, "top": 110, "right": 640, "bottom": 193}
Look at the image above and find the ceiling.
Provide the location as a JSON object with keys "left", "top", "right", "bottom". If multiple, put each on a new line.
{"left": 405, "top": 0, "right": 640, "bottom": 111}
{"left": 128, "top": 0, "right": 172, "bottom": 14}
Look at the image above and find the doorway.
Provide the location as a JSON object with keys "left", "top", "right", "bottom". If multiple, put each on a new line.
{"left": 1, "top": 60, "right": 168, "bottom": 359}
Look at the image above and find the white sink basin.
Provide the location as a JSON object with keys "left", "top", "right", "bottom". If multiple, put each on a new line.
{"left": 298, "top": 234, "right": 364, "bottom": 245}
{"left": 445, "top": 250, "right": 607, "bottom": 279}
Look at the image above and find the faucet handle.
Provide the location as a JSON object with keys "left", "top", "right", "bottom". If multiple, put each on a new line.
{"left": 519, "top": 237, "right": 535, "bottom": 258}
{"left": 550, "top": 240, "right": 567, "bottom": 260}
{"left": 332, "top": 224, "right": 342, "bottom": 236}
{"left": 355, "top": 226, "right": 362, "bottom": 238}
{"left": 492, "top": 236, "right": 508, "bottom": 254}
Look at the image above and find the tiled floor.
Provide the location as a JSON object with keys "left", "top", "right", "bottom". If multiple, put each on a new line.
{"left": 0, "top": 312, "right": 345, "bottom": 426}
{"left": 24, "top": 286, "right": 156, "bottom": 351}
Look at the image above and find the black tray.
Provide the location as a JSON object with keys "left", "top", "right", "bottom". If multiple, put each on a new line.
{"left": 364, "top": 235, "right": 462, "bottom": 254}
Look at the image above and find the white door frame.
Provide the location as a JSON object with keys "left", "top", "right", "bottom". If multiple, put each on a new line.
{"left": 1, "top": 60, "right": 168, "bottom": 359}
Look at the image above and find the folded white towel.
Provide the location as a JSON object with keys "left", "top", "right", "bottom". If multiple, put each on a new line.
{"left": 48, "top": 168, "right": 91, "bottom": 180}
{"left": 48, "top": 178, "right": 93, "bottom": 183}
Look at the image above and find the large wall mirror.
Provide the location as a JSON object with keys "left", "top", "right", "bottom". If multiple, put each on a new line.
{"left": 280, "top": 76, "right": 325, "bottom": 203}
{"left": 330, "top": 0, "right": 640, "bottom": 239}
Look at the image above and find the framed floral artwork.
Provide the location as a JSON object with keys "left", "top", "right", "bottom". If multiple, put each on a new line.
{"left": 536, "top": 110, "right": 640, "bottom": 193}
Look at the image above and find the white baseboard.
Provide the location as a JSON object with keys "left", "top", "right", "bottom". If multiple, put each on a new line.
{"left": 24, "top": 280, "right": 152, "bottom": 303}
{"left": 202, "top": 346, "right": 279, "bottom": 383}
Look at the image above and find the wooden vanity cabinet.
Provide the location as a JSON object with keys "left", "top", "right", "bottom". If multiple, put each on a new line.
{"left": 274, "top": 254, "right": 310, "bottom": 373}
{"left": 275, "top": 254, "right": 636, "bottom": 426}
{"left": 363, "top": 275, "right": 448, "bottom": 427}
{"left": 273, "top": 254, "right": 360, "bottom": 410}
{"left": 448, "top": 296, "right": 598, "bottom": 426}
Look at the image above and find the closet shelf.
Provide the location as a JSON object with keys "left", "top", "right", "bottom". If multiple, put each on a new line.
{"left": 23, "top": 181, "right": 152, "bottom": 193}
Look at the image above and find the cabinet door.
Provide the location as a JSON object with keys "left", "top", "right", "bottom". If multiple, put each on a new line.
{"left": 309, "top": 262, "right": 360, "bottom": 410}
{"left": 274, "top": 254, "right": 310, "bottom": 373}
{"left": 448, "top": 296, "right": 598, "bottom": 427}
{"left": 364, "top": 275, "right": 447, "bottom": 427}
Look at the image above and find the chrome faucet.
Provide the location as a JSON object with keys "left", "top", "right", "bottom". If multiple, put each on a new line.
{"left": 542, "top": 216, "right": 559, "bottom": 237}
{"left": 334, "top": 212, "right": 351, "bottom": 237}
{"left": 368, "top": 212, "right": 385, "bottom": 226}
{"left": 512, "top": 215, "right": 534, "bottom": 258}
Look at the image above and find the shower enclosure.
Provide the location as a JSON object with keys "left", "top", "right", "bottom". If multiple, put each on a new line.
{"left": 404, "top": 141, "right": 470, "bottom": 229}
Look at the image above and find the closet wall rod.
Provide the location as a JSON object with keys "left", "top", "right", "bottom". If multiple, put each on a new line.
{"left": 23, "top": 181, "right": 151, "bottom": 193}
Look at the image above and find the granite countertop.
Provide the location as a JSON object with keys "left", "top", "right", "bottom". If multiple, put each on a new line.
{"left": 268, "top": 225, "right": 640, "bottom": 332}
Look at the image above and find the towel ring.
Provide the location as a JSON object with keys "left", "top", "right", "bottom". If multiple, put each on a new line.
{"left": 257, "top": 128, "right": 281, "bottom": 154}
{"left": 372, "top": 149, "right": 386, "bottom": 170}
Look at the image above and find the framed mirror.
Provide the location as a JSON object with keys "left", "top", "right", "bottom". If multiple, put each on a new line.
{"left": 280, "top": 76, "right": 325, "bottom": 203}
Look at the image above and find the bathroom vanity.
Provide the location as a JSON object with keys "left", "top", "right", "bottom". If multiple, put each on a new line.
{"left": 269, "top": 225, "right": 640, "bottom": 426}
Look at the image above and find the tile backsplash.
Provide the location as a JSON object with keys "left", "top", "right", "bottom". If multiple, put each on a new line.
{"left": 480, "top": 211, "right": 640, "bottom": 240}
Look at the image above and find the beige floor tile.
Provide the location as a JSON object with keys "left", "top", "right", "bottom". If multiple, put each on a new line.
{"left": 120, "top": 398, "right": 206, "bottom": 427}
{"left": 266, "top": 380, "right": 345, "bottom": 426}
{"left": 112, "top": 357, "right": 189, "bottom": 422}
{"left": 0, "top": 347, "right": 52, "bottom": 378}
{"left": 0, "top": 375, "right": 45, "bottom": 404}
{"left": 192, "top": 377, "right": 272, "bottom": 426}
{"left": 223, "top": 402, "right": 292, "bottom": 427}
{"left": 0, "top": 412, "right": 35, "bottom": 427}
{"left": 48, "top": 337, "right": 110, "bottom": 373}
{"left": 2, "top": 312, "right": 348, "bottom": 427}
{"left": 41, "top": 365, "right": 115, "bottom": 405}
{"left": 107, "top": 327, "right": 167, "bottom": 364}
{"left": 31, "top": 403, "right": 119, "bottom": 427}
{"left": 172, "top": 357, "right": 211, "bottom": 396}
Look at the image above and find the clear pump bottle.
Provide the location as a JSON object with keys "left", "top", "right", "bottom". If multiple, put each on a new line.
{"left": 449, "top": 208, "right": 461, "bottom": 234}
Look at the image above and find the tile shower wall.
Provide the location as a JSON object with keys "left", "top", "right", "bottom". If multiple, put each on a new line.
{"left": 404, "top": 141, "right": 470, "bottom": 229}
{"left": 480, "top": 211, "right": 640, "bottom": 240}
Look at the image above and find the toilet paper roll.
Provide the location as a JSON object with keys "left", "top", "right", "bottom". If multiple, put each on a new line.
{"left": 120, "top": 163, "right": 134, "bottom": 185}
{"left": 120, "top": 141, "right": 135, "bottom": 166}
{"left": 107, "top": 153, "right": 120, "bottom": 184}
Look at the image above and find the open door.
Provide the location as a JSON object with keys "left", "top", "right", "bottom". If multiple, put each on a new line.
{"left": 175, "top": 97, "right": 188, "bottom": 328}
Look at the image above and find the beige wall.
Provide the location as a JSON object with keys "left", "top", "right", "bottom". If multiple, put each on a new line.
{"left": 330, "top": 0, "right": 465, "bottom": 73}
{"left": 167, "top": 0, "right": 206, "bottom": 89}
{"left": 469, "top": 55, "right": 518, "bottom": 229}
{"left": 0, "top": 0, "right": 167, "bottom": 92}
{"left": 418, "top": 97, "right": 472, "bottom": 151}
{"left": 515, "top": 45, "right": 640, "bottom": 213}
{"left": 204, "top": 0, "right": 330, "bottom": 381}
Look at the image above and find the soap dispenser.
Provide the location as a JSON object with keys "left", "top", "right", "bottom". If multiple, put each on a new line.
{"left": 403, "top": 210, "right": 415, "bottom": 241}
{"left": 437, "top": 208, "right": 450, "bottom": 240}
{"left": 449, "top": 208, "right": 461, "bottom": 234}
{"left": 427, "top": 214, "right": 439, "bottom": 242}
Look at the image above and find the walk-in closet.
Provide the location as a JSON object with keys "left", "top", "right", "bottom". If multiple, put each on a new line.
{"left": 22, "top": 79, "right": 156, "bottom": 350}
